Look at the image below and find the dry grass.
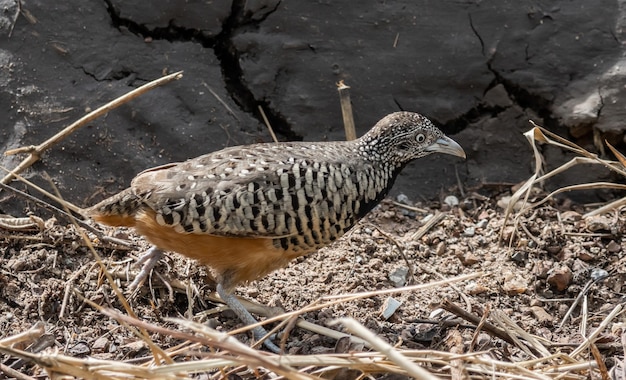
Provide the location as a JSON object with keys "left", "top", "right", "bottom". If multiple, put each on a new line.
{"left": 2, "top": 77, "right": 626, "bottom": 378}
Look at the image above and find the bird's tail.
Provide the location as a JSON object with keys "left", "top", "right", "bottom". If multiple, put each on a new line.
{"left": 85, "top": 188, "right": 140, "bottom": 227}
{"left": 0, "top": 165, "right": 138, "bottom": 227}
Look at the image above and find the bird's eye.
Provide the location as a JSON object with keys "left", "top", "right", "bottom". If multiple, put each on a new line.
{"left": 416, "top": 133, "right": 426, "bottom": 143}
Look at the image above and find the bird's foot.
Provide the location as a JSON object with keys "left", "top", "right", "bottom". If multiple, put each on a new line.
{"left": 217, "top": 283, "right": 281, "bottom": 353}
{"left": 128, "top": 246, "right": 164, "bottom": 290}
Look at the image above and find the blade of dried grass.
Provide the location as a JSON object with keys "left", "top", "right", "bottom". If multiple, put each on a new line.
{"left": 322, "top": 272, "right": 482, "bottom": 301}
{"left": 502, "top": 122, "right": 626, "bottom": 241}
{"left": 531, "top": 123, "right": 626, "bottom": 175}
{"left": 0, "top": 345, "right": 182, "bottom": 380}
{"left": 521, "top": 182, "right": 626, "bottom": 214}
{"left": 337, "top": 80, "right": 357, "bottom": 141}
{"left": 0, "top": 321, "right": 45, "bottom": 346}
{"left": 0, "top": 363, "right": 37, "bottom": 380}
{"left": 2, "top": 71, "right": 184, "bottom": 185}
{"left": 606, "top": 140, "right": 626, "bottom": 168}
{"left": 584, "top": 197, "right": 626, "bottom": 217}
{"left": 258, "top": 105, "right": 278, "bottom": 143}
{"left": 491, "top": 310, "right": 551, "bottom": 358}
{"left": 330, "top": 317, "right": 440, "bottom": 380}
{"left": 227, "top": 272, "right": 483, "bottom": 343}
{"left": 90, "top": 309, "right": 314, "bottom": 379}
{"left": 570, "top": 303, "right": 625, "bottom": 358}
{"left": 411, "top": 210, "right": 446, "bottom": 240}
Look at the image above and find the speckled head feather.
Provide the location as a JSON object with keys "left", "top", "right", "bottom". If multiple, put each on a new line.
{"left": 359, "top": 112, "right": 465, "bottom": 167}
{"left": 358, "top": 112, "right": 445, "bottom": 164}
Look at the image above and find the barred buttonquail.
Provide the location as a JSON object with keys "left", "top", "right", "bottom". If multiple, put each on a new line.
{"left": 87, "top": 111, "right": 465, "bottom": 352}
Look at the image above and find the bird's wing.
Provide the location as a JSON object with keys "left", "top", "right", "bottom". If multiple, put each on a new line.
{"left": 130, "top": 143, "right": 352, "bottom": 238}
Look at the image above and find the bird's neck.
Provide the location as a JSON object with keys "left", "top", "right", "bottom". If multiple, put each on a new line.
{"left": 351, "top": 160, "right": 406, "bottom": 220}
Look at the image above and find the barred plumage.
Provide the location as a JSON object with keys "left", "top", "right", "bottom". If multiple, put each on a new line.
{"left": 86, "top": 111, "right": 465, "bottom": 351}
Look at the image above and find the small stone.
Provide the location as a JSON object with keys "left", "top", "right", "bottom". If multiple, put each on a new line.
{"left": 530, "top": 306, "right": 554, "bottom": 325}
{"left": 421, "top": 214, "right": 434, "bottom": 223}
{"left": 92, "top": 337, "right": 109, "bottom": 352}
{"left": 545, "top": 245, "right": 562, "bottom": 255}
{"left": 497, "top": 195, "right": 523, "bottom": 211}
{"left": 476, "top": 219, "right": 488, "bottom": 229}
{"left": 334, "top": 336, "right": 351, "bottom": 353}
{"left": 444, "top": 195, "right": 459, "bottom": 207}
{"left": 560, "top": 210, "right": 582, "bottom": 221}
{"left": 547, "top": 266, "right": 573, "bottom": 291}
{"left": 463, "top": 227, "right": 475, "bottom": 237}
{"left": 68, "top": 341, "right": 91, "bottom": 356}
{"left": 590, "top": 268, "right": 609, "bottom": 282}
{"left": 429, "top": 308, "right": 444, "bottom": 319}
{"left": 533, "top": 261, "right": 551, "bottom": 279}
{"left": 502, "top": 276, "right": 528, "bottom": 295}
{"left": 458, "top": 251, "right": 481, "bottom": 266}
{"left": 500, "top": 226, "right": 516, "bottom": 243}
{"left": 478, "top": 210, "right": 490, "bottom": 219}
{"left": 435, "top": 241, "right": 446, "bottom": 256}
{"left": 396, "top": 193, "right": 410, "bottom": 204}
{"left": 380, "top": 297, "right": 402, "bottom": 320}
{"left": 510, "top": 250, "right": 528, "bottom": 263}
{"left": 465, "top": 281, "right": 489, "bottom": 295}
{"left": 607, "top": 240, "right": 621, "bottom": 253}
{"left": 389, "top": 267, "right": 409, "bottom": 287}
{"left": 585, "top": 215, "right": 612, "bottom": 232}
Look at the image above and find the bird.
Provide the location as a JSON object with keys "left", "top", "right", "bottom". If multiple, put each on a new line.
{"left": 85, "top": 111, "right": 466, "bottom": 352}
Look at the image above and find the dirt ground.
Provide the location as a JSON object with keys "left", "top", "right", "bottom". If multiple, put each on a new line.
{"left": 1, "top": 187, "right": 626, "bottom": 378}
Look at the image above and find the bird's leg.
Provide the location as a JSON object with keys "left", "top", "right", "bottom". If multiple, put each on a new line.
{"left": 216, "top": 283, "right": 281, "bottom": 353}
{"left": 128, "top": 245, "right": 164, "bottom": 289}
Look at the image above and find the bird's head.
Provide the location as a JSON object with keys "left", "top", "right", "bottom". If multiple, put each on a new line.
{"left": 358, "top": 112, "right": 466, "bottom": 165}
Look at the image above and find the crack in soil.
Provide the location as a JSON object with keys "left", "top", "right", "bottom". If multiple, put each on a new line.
{"left": 102, "top": 0, "right": 300, "bottom": 141}
{"left": 438, "top": 14, "right": 563, "bottom": 135}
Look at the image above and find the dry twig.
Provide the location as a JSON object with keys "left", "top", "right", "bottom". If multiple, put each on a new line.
{"left": 2, "top": 71, "right": 183, "bottom": 185}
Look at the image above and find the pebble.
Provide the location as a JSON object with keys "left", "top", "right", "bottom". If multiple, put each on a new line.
{"left": 502, "top": 276, "right": 528, "bottom": 295}
{"left": 560, "top": 210, "right": 582, "bottom": 221}
{"left": 389, "top": 267, "right": 409, "bottom": 287}
{"left": 444, "top": 195, "right": 459, "bottom": 207}
{"left": 607, "top": 240, "right": 621, "bottom": 253}
{"left": 584, "top": 215, "right": 612, "bottom": 232}
{"left": 380, "top": 296, "right": 402, "bottom": 320}
{"left": 529, "top": 306, "right": 554, "bottom": 325}
{"left": 459, "top": 251, "right": 481, "bottom": 266}
{"left": 465, "top": 281, "right": 489, "bottom": 295}
{"left": 476, "top": 219, "right": 488, "bottom": 229}
{"left": 547, "top": 266, "right": 573, "bottom": 291}
{"left": 92, "top": 337, "right": 109, "bottom": 352}
{"left": 533, "top": 261, "right": 551, "bottom": 279}
{"left": 510, "top": 250, "right": 528, "bottom": 263}
{"left": 590, "top": 268, "right": 609, "bottom": 282}
{"left": 529, "top": 299, "right": 543, "bottom": 307}
{"left": 463, "top": 227, "right": 475, "bottom": 237}
{"left": 396, "top": 193, "right": 410, "bottom": 204}
{"left": 421, "top": 214, "right": 434, "bottom": 224}
{"left": 435, "top": 241, "right": 446, "bottom": 256}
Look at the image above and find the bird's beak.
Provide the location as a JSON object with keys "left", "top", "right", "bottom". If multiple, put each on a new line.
{"left": 426, "top": 135, "right": 466, "bottom": 159}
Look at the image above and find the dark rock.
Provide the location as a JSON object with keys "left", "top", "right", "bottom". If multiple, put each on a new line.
{"left": 1, "top": 0, "right": 624, "bottom": 216}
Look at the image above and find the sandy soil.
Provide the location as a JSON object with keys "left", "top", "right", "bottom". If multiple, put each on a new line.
{"left": 1, "top": 191, "right": 625, "bottom": 378}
